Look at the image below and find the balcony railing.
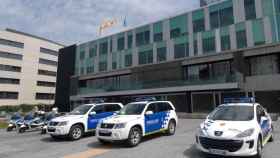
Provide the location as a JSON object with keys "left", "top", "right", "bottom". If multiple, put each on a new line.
{"left": 78, "top": 74, "right": 237, "bottom": 95}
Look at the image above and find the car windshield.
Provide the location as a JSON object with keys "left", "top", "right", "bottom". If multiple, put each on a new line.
{"left": 118, "top": 103, "right": 146, "bottom": 115}
{"left": 208, "top": 105, "right": 254, "bottom": 121}
{"left": 69, "top": 105, "right": 92, "bottom": 115}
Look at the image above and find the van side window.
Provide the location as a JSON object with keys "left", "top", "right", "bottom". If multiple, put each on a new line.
{"left": 157, "top": 103, "right": 173, "bottom": 112}
{"left": 105, "top": 104, "right": 121, "bottom": 112}
{"left": 146, "top": 103, "right": 157, "bottom": 113}
{"left": 92, "top": 105, "right": 104, "bottom": 114}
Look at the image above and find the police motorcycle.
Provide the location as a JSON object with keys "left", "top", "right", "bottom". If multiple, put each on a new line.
{"left": 41, "top": 112, "right": 58, "bottom": 134}
{"left": 18, "top": 111, "right": 46, "bottom": 133}
{"left": 6, "top": 113, "right": 22, "bottom": 132}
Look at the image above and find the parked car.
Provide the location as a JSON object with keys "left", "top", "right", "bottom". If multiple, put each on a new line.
{"left": 96, "top": 98, "right": 178, "bottom": 147}
{"left": 195, "top": 97, "right": 273, "bottom": 158}
{"left": 47, "top": 103, "right": 123, "bottom": 140}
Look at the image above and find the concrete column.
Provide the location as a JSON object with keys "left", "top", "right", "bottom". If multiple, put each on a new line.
{"left": 167, "top": 39, "right": 174, "bottom": 60}
{"left": 188, "top": 13, "right": 194, "bottom": 35}
{"left": 229, "top": 25, "right": 237, "bottom": 49}
{"left": 150, "top": 24, "right": 154, "bottom": 43}
{"left": 264, "top": 17, "right": 273, "bottom": 43}
{"left": 107, "top": 51, "right": 112, "bottom": 71}
{"left": 215, "top": 29, "right": 221, "bottom": 53}
{"left": 132, "top": 29, "right": 136, "bottom": 48}
{"left": 255, "top": 0, "right": 263, "bottom": 18}
{"left": 246, "top": 21, "right": 254, "bottom": 47}
{"left": 163, "top": 19, "right": 170, "bottom": 41}
{"left": 204, "top": 7, "right": 210, "bottom": 31}
{"left": 233, "top": 0, "right": 245, "bottom": 23}
{"left": 133, "top": 48, "right": 138, "bottom": 66}
{"left": 197, "top": 33, "right": 203, "bottom": 56}
{"left": 95, "top": 41, "right": 100, "bottom": 72}
{"left": 189, "top": 35, "right": 194, "bottom": 57}
{"left": 124, "top": 32, "right": 128, "bottom": 49}
{"left": 153, "top": 43, "right": 157, "bottom": 63}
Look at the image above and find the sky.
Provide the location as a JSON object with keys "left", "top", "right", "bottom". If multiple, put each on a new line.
{"left": 0, "top": 0, "right": 199, "bottom": 45}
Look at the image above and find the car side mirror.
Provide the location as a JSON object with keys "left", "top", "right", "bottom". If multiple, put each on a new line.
{"left": 260, "top": 116, "right": 268, "bottom": 124}
{"left": 145, "top": 111, "right": 153, "bottom": 115}
{"left": 89, "top": 111, "right": 96, "bottom": 116}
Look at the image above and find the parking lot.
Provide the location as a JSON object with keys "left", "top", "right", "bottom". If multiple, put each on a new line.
{"left": 0, "top": 119, "right": 279, "bottom": 158}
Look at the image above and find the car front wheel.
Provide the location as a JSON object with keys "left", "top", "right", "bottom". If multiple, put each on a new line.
{"left": 166, "top": 120, "right": 176, "bottom": 135}
{"left": 254, "top": 137, "right": 263, "bottom": 158}
{"left": 69, "top": 125, "right": 84, "bottom": 141}
{"left": 127, "top": 126, "right": 142, "bottom": 147}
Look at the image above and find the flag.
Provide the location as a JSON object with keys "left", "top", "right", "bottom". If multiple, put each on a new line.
{"left": 123, "top": 16, "right": 127, "bottom": 27}
{"left": 99, "top": 18, "right": 118, "bottom": 35}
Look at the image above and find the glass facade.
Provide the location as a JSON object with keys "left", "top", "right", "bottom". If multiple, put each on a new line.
{"left": 73, "top": 0, "right": 280, "bottom": 78}
{"left": 247, "top": 55, "right": 280, "bottom": 76}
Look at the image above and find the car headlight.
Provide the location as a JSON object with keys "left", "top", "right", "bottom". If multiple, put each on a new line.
{"left": 197, "top": 127, "right": 206, "bottom": 136}
{"left": 57, "top": 121, "right": 68, "bottom": 126}
{"left": 236, "top": 128, "right": 255, "bottom": 138}
{"left": 114, "top": 123, "right": 126, "bottom": 129}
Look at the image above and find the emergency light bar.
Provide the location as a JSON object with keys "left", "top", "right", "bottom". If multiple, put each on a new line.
{"left": 90, "top": 98, "right": 105, "bottom": 104}
{"left": 224, "top": 97, "right": 255, "bottom": 104}
{"left": 135, "top": 97, "right": 157, "bottom": 102}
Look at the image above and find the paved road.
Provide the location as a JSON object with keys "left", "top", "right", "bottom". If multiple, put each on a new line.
{"left": 0, "top": 119, "right": 279, "bottom": 158}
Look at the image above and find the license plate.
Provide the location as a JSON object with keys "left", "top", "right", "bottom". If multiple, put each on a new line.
{"left": 209, "top": 149, "right": 226, "bottom": 155}
{"left": 99, "top": 130, "right": 110, "bottom": 134}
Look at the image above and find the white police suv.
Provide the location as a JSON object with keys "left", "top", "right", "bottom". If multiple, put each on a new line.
{"left": 196, "top": 98, "right": 274, "bottom": 158}
{"left": 96, "top": 98, "right": 178, "bottom": 147}
{"left": 47, "top": 103, "right": 123, "bottom": 140}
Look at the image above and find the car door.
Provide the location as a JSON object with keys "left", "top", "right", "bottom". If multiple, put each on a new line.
{"left": 144, "top": 103, "right": 162, "bottom": 134}
{"left": 87, "top": 105, "right": 104, "bottom": 130}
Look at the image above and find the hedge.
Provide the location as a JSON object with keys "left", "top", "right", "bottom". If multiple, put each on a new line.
{"left": 0, "top": 104, "right": 53, "bottom": 113}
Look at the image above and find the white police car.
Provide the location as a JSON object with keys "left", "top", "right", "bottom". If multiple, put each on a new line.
{"left": 96, "top": 98, "right": 178, "bottom": 147}
{"left": 47, "top": 103, "right": 123, "bottom": 140}
{"left": 196, "top": 98, "right": 273, "bottom": 158}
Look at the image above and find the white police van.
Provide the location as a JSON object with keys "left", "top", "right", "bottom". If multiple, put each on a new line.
{"left": 47, "top": 103, "right": 123, "bottom": 140}
{"left": 196, "top": 98, "right": 273, "bottom": 158}
{"left": 96, "top": 97, "right": 178, "bottom": 147}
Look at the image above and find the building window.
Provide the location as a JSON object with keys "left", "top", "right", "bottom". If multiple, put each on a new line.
{"left": 244, "top": 0, "right": 256, "bottom": 20}
{"left": 0, "top": 51, "right": 23, "bottom": 60}
{"left": 174, "top": 43, "right": 189, "bottom": 59}
{"left": 252, "top": 19, "right": 265, "bottom": 46}
{"left": 36, "top": 93, "right": 54, "bottom": 100}
{"left": 86, "top": 66, "right": 94, "bottom": 74}
{"left": 0, "top": 92, "right": 18, "bottom": 99}
{"left": 125, "top": 54, "right": 132, "bottom": 67}
{"left": 112, "top": 62, "right": 117, "bottom": 70}
{"left": 79, "top": 50, "right": 85, "bottom": 60}
{"left": 170, "top": 14, "right": 188, "bottom": 39}
{"left": 80, "top": 67, "right": 84, "bottom": 75}
{"left": 221, "top": 35, "right": 231, "bottom": 51}
{"left": 247, "top": 55, "right": 279, "bottom": 76}
{"left": 37, "top": 81, "right": 56, "bottom": 87}
{"left": 136, "top": 31, "right": 150, "bottom": 46}
{"left": 38, "top": 69, "right": 56, "bottom": 77}
{"left": 89, "top": 45, "right": 97, "bottom": 58}
{"left": 0, "top": 64, "right": 21, "bottom": 72}
{"left": 157, "top": 47, "right": 167, "bottom": 62}
{"left": 40, "top": 47, "right": 58, "bottom": 56}
{"left": 99, "top": 61, "right": 107, "bottom": 71}
{"left": 193, "top": 19, "right": 205, "bottom": 33}
{"left": 39, "top": 58, "right": 58, "bottom": 66}
{"left": 236, "top": 30, "right": 247, "bottom": 49}
{"left": 0, "top": 38, "right": 24, "bottom": 48}
{"left": 0, "top": 78, "right": 20, "bottom": 84}
{"left": 117, "top": 37, "right": 125, "bottom": 51}
{"left": 110, "top": 39, "right": 113, "bottom": 52}
{"left": 138, "top": 50, "right": 153, "bottom": 65}
{"left": 210, "top": 1, "right": 234, "bottom": 29}
{"left": 194, "top": 40, "right": 198, "bottom": 56}
{"left": 128, "top": 34, "right": 133, "bottom": 49}
{"left": 202, "top": 37, "right": 216, "bottom": 54}
{"left": 154, "top": 33, "right": 163, "bottom": 42}
{"left": 99, "top": 42, "right": 108, "bottom": 55}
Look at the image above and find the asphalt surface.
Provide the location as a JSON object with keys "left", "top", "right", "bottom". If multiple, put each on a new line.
{"left": 0, "top": 119, "right": 279, "bottom": 158}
